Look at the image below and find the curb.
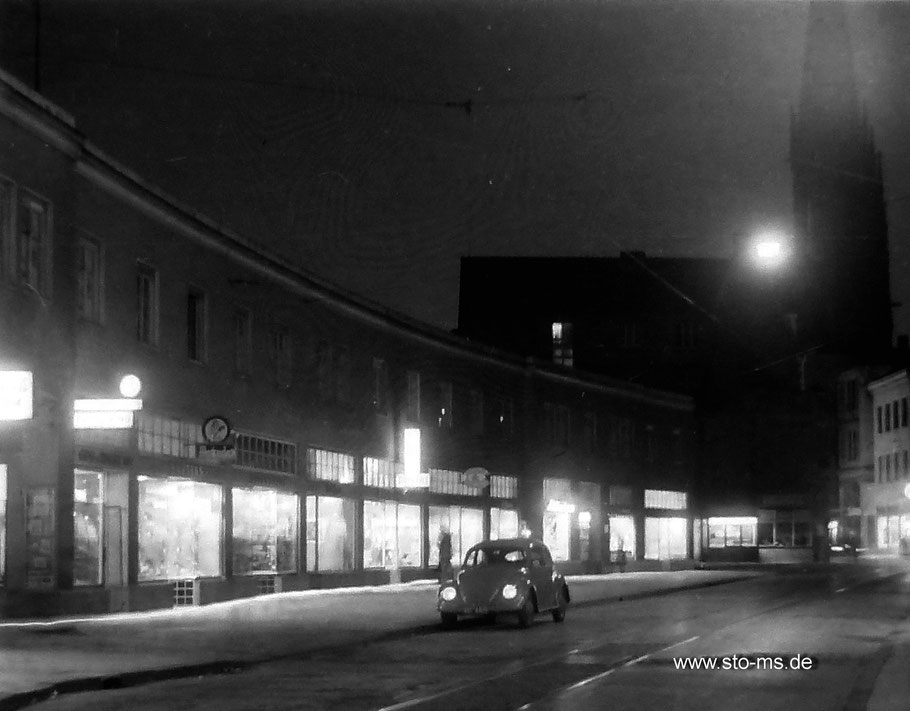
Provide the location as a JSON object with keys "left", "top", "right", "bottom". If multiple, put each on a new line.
{"left": 0, "top": 574, "right": 754, "bottom": 711}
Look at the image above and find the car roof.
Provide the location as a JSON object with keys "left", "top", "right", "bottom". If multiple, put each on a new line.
{"left": 470, "top": 538, "right": 543, "bottom": 549}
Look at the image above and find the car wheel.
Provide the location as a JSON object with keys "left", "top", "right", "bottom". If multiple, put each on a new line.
{"left": 440, "top": 612, "right": 458, "bottom": 629}
{"left": 517, "top": 596, "right": 535, "bottom": 628}
{"left": 552, "top": 587, "right": 568, "bottom": 623}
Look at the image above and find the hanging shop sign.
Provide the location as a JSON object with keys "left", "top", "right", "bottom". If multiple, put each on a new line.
{"left": 0, "top": 370, "right": 33, "bottom": 421}
{"left": 73, "top": 398, "right": 143, "bottom": 429}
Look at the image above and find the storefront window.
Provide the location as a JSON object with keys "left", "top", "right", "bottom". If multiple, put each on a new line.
{"left": 490, "top": 508, "right": 519, "bottom": 541}
{"left": 73, "top": 470, "right": 104, "bottom": 586}
{"left": 233, "top": 488, "right": 298, "bottom": 575}
{"left": 543, "top": 478, "right": 574, "bottom": 562}
{"left": 644, "top": 517, "right": 687, "bottom": 560}
{"left": 363, "top": 500, "right": 423, "bottom": 569}
{"left": 306, "top": 495, "right": 355, "bottom": 572}
{"left": 0, "top": 465, "right": 7, "bottom": 583}
{"left": 138, "top": 478, "right": 223, "bottom": 581}
{"left": 707, "top": 517, "right": 757, "bottom": 548}
{"left": 758, "top": 510, "right": 812, "bottom": 547}
{"left": 609, "top": 515, "right": 636, "bottom": 556}
{"left": 429, "top": 505, "right": 484, "bottom": 567}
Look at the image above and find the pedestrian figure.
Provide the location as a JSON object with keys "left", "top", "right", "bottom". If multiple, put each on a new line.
{"left": 438, "top": 529, "right": 453, "bottom": 582}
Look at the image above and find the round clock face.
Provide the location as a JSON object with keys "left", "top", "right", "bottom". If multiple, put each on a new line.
{"left": 202, "top": 416, "right": 231, "bottom": 444}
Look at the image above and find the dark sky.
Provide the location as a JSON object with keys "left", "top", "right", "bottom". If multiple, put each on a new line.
{"left": 12, "top": 0, "right": 910, "bottom": 334}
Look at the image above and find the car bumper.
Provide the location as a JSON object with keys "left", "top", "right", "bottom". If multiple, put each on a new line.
{"left": 437, "top": 593, "right": 528, "bottom": 616}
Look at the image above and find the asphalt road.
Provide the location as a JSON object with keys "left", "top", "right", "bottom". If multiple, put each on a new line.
{"left": 29, "top": 565, "right": 910, "bottom": 711}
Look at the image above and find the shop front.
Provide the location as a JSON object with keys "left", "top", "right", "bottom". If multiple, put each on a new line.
{"left": 541, "top": 477, "right": 602, "bottom": 573}
{"left": 643, "top": 489, "right": 690, "bottom": 563}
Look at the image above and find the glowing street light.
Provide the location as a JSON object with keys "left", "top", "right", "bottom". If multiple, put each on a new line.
{"left": 119, "top": 374, "right": 142, "bottom": 398}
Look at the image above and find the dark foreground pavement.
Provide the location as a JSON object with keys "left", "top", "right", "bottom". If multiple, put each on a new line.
{"left": 0, "top": 559, "right": 905, "bottom": 711}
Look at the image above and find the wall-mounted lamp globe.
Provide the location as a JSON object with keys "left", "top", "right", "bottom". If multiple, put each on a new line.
{"left": 119, "top": 374, "right": 142, "bottom": 398}
{"left": 751, "top": 232, "right": 790, "bottom": 270}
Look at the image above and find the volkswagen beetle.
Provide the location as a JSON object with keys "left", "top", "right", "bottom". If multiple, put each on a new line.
{"left": 437, "top": 538, "right": 570, "bottom": 628}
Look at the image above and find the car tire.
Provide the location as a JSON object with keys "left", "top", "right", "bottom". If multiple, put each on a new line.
{"left": 552, "top": 587, "right": 567, "bottom": 623}
{"left": 440, "top": 612, "right": 458, "bottom": 629}
{"left": 517, "top": 596, "right": 535, "bottom": 628}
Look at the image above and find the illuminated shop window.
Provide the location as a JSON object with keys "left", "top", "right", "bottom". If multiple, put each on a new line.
{"left": 305, "top": 495, "right": 356, "bottom": 572}
{"left": 489, "top": 474, "right": 518, "bottom": 499}
{"left": 238, "top": 434, "right": 296, "bottom": 474}
{"left": 73, "top": 470, "right": 104, "bottom": 586}
{"left": 307, "top": 448, "right": 355, "bottom": 483}
{"left": 707, "top": 517, "right": 757, "bottom": 548}
{"left": 363, "top": 457, "right": 398, "bottom": 489}
{"left": 233, "top": 488, "right": 298, "bottom": 575}
{"left": 428, "top": 505, "right": 484, "bottom": 567}
{"left": 644, "top": 489, "right": 688, "bottom": 510}
{"left": 644, "top": 517, "right": 687, "bottom": 560}
{"left": 363, "top": 500, "right": 423, "bottom": 569}
{"left": 543, "top": 478, "right": 574, "bottom": 561}
{"left": 0, "top": 464, "right": 7, "bottom": 583}
{"left": 609, "top": 515, "right": 636, "bottom": 556}
{"left": 551, "top": 321, "right": 574, "bottom": 366}
{"left": 138, "top": 478, "right": 223, "bottom": 581}
{"left": 137, "top": 413, "right": 203, "bottom": 459}
{"left": 490, "top": 508, "right": 519, "bottom": 541}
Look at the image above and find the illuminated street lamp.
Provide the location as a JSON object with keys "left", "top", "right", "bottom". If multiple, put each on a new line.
{"left": 119, "top": 374, "right": 142, "bottom": 398}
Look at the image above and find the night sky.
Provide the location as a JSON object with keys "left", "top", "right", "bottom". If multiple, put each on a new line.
{"left": 11, "top": 0, "right": 910, "bottom": 335}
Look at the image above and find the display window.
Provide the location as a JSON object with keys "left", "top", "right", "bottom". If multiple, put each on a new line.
{"left": 0, "top": 464, "right": 7, "bottom": 583}
{"left": 233, "top": 488, "right": 298, "bottom": 575}
{"left": 73, "top": 470, "right": 104, "bottom": 586}
{"left": 644, "top": 516, "right": 687, "bottom": 560}
{"left": 363, "top": 500, "right": 423, "bottom": 569}
{"left": 490, "top": 508, "right": 519, "bottom": 541}
{"left": 306, "top": 495, "right": 355, "bottom": 572}
{"left": 609, "top": 515, "right": 636, "bottom": 556}
{"left": 543, "top": 510, "right": 571, "bottom": 561}
{"left": 428, "top": 505, "right": 484, "bottom": 566}
{"left": 707, "top": 517, "right": 757, "bottom": 548}
{"left": 138, "top": 477, "right": 223, "bottom": 581}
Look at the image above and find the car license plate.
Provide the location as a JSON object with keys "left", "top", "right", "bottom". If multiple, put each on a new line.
{"left": 471, "top": 606, "right": 488, "bottom": 614}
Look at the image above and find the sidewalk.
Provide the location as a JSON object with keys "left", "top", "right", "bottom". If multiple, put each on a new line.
{"left": 0, "top": 569, "right": 755, "bottom": 710}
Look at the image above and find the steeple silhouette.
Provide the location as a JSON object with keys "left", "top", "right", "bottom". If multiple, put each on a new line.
{"left": 790, "top": 1, "right": 892, "bottom": 357}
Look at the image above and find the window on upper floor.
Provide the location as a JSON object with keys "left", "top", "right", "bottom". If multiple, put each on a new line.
{"left": 620, "top": 321, "right": 640, "bottom": 348}
{"left": 406, "top": 370, "right": 421, "bottom": 423}
{"left": 496, "top": 396, "right": 513, "bottom": 437}
{"left": 76, "top": 237, "right": 104, "bottom": 323}
{"left": 316, "top": 340, "right": 332, "bottom": 401}
{"left": 136, "top": 263, "right": 159, "bottom": 347}
{"left": 372, "top": 358, "right": 390, "bottom": 414}
{"left": 270, "top": 324, "right": 292, "bottom": 387}
{"left": 186, "top": 288, "right": 207, "bottom": 362}
{"left": 233, "top": 308, "right": 253, "bottom": 375}
{"left": 437, "top": 380, "right": 453, "bottom": 429}
{"left": 583, "top": 411, "right": 597, "bottom": 452}
{"left": 469, "top": 388, "right": 484, "bottom": 435}
{"left": 551, "top": 322, "right": 574, "bottom": 367}
{"left": 13, "top": 189, "right": 52, "bottom": 299}
{"left": 676, "top": 321, "right": 696, "bottom": 349}
{"left": 335, "top": 345, "right": 351, "bottom": 403}
{"left": 877, "top": 406, "right": 883, "bottom": 434}
{"left": 902, "top": 398, "right": 908, "bottom": 428}
{"left": 885, "top": 405, "right": 891, "bottom": 432}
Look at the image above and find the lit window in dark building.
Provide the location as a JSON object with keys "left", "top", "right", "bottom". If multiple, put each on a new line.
{"left": 136, "top": 263, "right": 159, "bottom": 346}
{"left": 551, "top": 321, "right": 574, "bottom": 366}
{"left": 186, "top": 288, "right": 206, "bottom": 362}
